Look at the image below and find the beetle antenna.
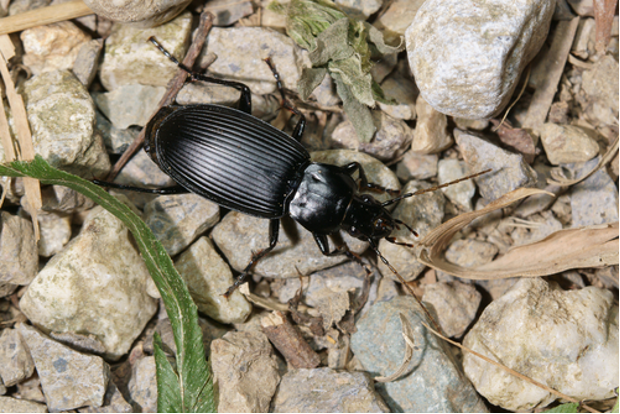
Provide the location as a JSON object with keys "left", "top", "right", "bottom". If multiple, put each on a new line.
{"left": 148, "top": 36, "right": 194, "bottom": 75}
{"left": 382, "top": 169, "right": 492, "bottom": 207}
{"left": 394, "top": 219, "right": 419, "bottom": 238}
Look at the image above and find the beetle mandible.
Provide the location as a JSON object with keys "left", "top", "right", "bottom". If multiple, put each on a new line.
{"left": 96, "top": 38, "right": 488, "bottom": 297}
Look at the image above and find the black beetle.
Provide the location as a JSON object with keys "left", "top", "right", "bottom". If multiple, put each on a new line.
{"left": 96, "top": 38, "right": 488, "bottom": 297}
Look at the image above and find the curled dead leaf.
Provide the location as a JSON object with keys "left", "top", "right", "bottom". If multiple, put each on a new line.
{"left": 374, "top": 313, "right": 415, "bottom": 383}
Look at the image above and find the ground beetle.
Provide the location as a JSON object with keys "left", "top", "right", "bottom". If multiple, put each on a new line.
{"left": 96, "top": 38, "right": 488, "bottom": 297}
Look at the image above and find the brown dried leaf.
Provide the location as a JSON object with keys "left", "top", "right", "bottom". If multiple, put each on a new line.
{"left": 417, "top": 188, "right": 619, "bottom": 279}
{"left": 490, "top": 119, "right": 537, "bottom": 164}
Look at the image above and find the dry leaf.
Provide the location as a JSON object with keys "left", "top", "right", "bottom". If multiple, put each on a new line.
{"left": 375, "top": 313, "right": 415, "bottom": 383}
{"left": 490, "top": 119, "right": 537, "bottom": 164}
{"left": 417, "top": 188, "right": 619, "bottom": 279}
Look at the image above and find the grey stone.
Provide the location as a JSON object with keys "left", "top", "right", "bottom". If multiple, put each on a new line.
{"left": 407, "top": 0, "right": 554, "bottom": 119}
{"left": 0, "top": 328, "right": 35, "bottom": 387}
{"left": 0, "top": 212, "right": 38, "bottom": 286}
{"left": 272, "top": 368, "right": 389, "bottom": 412}
{"left": 199, "top": 27, "right": 310, "bottom": 95}
{"left": 95, "top": 110, "right": 139, "bottom": 155}
{"left": 99, "top": 11, "right": 192, "bottom": 90}
{"left": 438, "top": 159, "right": 476, "bottom": 211}
{"left": 422, "top": 281, "right": 481, "bottom": 338}
{"left": 571, "top": 17, "right": 595, "bottom": 59}
{"left": 540, "top": 124, "right": 600, "bottom": 165}
{"left": 20, "top": 204, "right": 158, "bottom": 360}
{"left": 73, "top": 39, "right": 104, "bottom": 88}
{"left": 445, "top": 239, "right": 498, "bottom": 268}
{"left": 377, "top": 74, "right": 417, "bottom": 120}
{"left": 211, "top": 330, "right": 280, "bottom": 413}
{"left": 351, "top": 296, "right": 488, "bottom": 412}
{"left": 18, "top": 323, "right": 109, "bottom": 411}
{"left": 0, "top": 397, "right": 47, "bottom": 413}
{"left": 21, "top": 21, "right": 91, "bottom": 75}
{"left": 396, "top": 151, "right": 438, "bottom": 181}
{"left": 309, "top": 73, "right": 341, "bottom": 107}
{"left": 410, "top": 96, "right": 452, "bottom": 154}
{"left": 370, "top": 53, "right": 398, "bottom": 84}
{"left": 8, "top": 0, "right": 50, "bottom": 15}
{"left": 455, "top": 129, "right": 537, "bottom": 201}
{"left": 175, "top": 237, "right": 251, "bottom": 323}
{"left": 14, "top": 374, "right": 45, "bottom": 404}
{"left": 78, "top": 381, "right": 133, "bottom": 413}
{"left": 464, "top": 278, "right": 618, "bottom": 411}
{"left": 204, "top": 0, "right": 254, "bottom": 26}
{"left": 375, "top": 0, "right": 426, "bottom": 43}
{"left": 335, "top": 0, "right": 382, "bottom": 20}
{"left": 378, "top": 180, "right": 445, "bottom": 282}
{"left": 20, "top": 70, "right": 111, "bottom": 178}
{"left": 93, "top": 84, "right": 167, "bottom": 129}
{"left": 128, "top": 356, "right": 157, "bottom": 413}
{"left": 143, "top": 194, "right": 219, "bottom": 256}
{"left": 454, "top": 117, "right": 489, "bottom": 131}
{"left": 570, "top": 159, "right": 619, "bottom": 227}
{"left": 581, "top": 55, "right": 619, "bottom": 127}
{"left": 36, "top": 211, "right": 72, "bottom": 257}
{"left": 38, "top": 184, "right": 96, "bottom": 214}
{"left": 83, "top": 0, "right": 191, "bottom": 26}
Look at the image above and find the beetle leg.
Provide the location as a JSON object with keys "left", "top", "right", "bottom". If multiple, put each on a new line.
{"left": 224, "top": 219, "right": 280, "bottom": 298}
{"left": 264, "top": 57, "right": 306, "bottom": 142}
{"left": 92, "top": 179, "right": 189, "bottom": 194}
{"left": 312, "top": 233, "right": 372, "bottom": 276}
{"left": 341, "top": 162, "right": 400, "bottom": 195}
{"left": 148, "top": 36, "right": 252, "bottom": 114}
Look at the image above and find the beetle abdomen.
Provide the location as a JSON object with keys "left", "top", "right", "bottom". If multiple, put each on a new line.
{"left": 148, "top": 105, "right": 311, "bottom": 218}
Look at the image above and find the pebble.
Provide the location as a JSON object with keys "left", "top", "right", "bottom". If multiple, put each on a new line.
{"left": 79, "top": 381, "right": 133, "bottom": 413}
{"left": 571, "top": 17, "right": 596, "bottom": 59}
{"left": 540, "top": 123, "right": 600, "bottom": 164}
{"left": 38, "top": 184, "right": 96, "bottom": 214}
{"left": 95, "top": 111, "right": 139, "bottom": 155}
{"left": 580, "top": 55, "right": 619, "bottom": 127}
{"left": 210, "top": 330, "right": 281, "bottom": 413}
{"left": 83, "top": 0, "right": 190, "bottom": 26}
{"left": 351, "top": 296, "right": 488, "bottom": 412}
{"left": 377, "top": 180, "right": 445, "bottom": 282}
{"left": 570, "top": 158, "right": 619, "bottom": 227}
{"left": 370, "top": 53, "right": 398, "bottom": 84}
{"left": 18, "top": 323, "right": 110, "bottom": 411}
{"left": 406, "top": 0, "right": 554, "bottom": 118}
{"left": 453, "top": 117, "right": 489, "bottom": 131}
{"left": 36, "top": 211, "right": 72, "bottom": 257}
{"left": 93, "top": 84, "right": 167, "bottom": 129}
{"left": 20, "top": 70, "right": 111, "bottom": 178}
{"left": 272, "top": 368, "right": 389, "bottom": 412}
{"left": 0, "top": 212, "right": 37, "bottom": 286}
{"left": 375, "top": 0, "right": 426, "bottom": 43}
{"left": 127, "top": 356, "right": 157, "bottom": 413}
{"left": 199, "top": 27, "right": 310, "bottom": 95}
{"left": 330, "top": 111, "right": 414, "bottom": 161}
{"left": 0, "top": 397, "right": 47, "bottom": 413}
{"left": 455, "top": 129, "right": 537, "bottom": 201}
{"left": 463, "top": 278, "right": 618, "bottom": 411}
{"left": 0, "top": 328, "right": 34, "bottom": 387}
{"left": 19, "top": 204, "right": 158, "bottom": 360}
{"left": 437, "top": 159, "right": 476, "bottom": 211}
{"left": 21, "top": 21, "right": 91, "bottom": 75}
{"left": 143, "top": 193, "right": 220, "bottom": 256}
{"left": 73, "top": 39, "right": 104, "bottom": 88}
{"left": 334, "top": 0, "right": 382, "bottom": 20}
{"left": 445, "top": 239, "right": 498, "bottom": 268}
{"left": 422, "top": 281, "right": 481, "bottom": 338}
{"left": 377, "top": 73, "right": 417, "bottom": 120}
{"left": 309, "top": 73, "right": 341, "bottom": 107}
{"left": 203, "top": 0, "right": 254, "bottom": 26}
{"left": 410, "top": 96, "right": 452, "bottom": 154}
{"left": 175, "top": 237, "right": 251, "bottom": 323}
{"left": 395, "top": 151, "right": 438, "bottom": 181}
{"left": 99, "top": 11, "right": 192, "bottom": 90}
{"left": 13, "top": 374, "right": 45, "bottom": 404}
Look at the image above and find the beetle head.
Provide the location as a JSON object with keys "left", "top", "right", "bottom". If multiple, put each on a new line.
{"left": 342, "top": 194, "right": 396, "bottom": 241}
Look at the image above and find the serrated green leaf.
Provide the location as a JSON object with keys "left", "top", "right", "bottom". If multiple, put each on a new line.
{"left": 155, "top": 333, "right": 183, "bottom": 412}
{"left": 0, "top": 156, "right": 215, "bottom": 413}
{"left": 543, "top": 402, "right": 580, "bottom": 413}
{"left": 267, "top": 0, "right": 287, "bottom": 15}
{"left": 308, "top": 18, "right": 353, "bottom": 66}
{"left": 329, "top": 55, "right": 374, "bottom": 107}
{"left": 332, "top": 72, "right": 375, "bottom": 142}
{"left": 286, "top": 0, "right": 346, "bottom": 50}
{"left": 297, "top": 67, "right": 329, "bottom": 100}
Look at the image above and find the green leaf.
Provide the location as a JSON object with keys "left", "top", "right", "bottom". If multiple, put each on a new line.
{"left": 286, "top": 0, "right": 347, "bottom": 50}
{"left": 308, "top": 18, "right": 353, "bottom": 66}
{"left": 266, "top": 0, "right": 287, "bottom": 15}
{"left": 297, "top": 67, "right": 329, "bottom": 101}
{"left": 543, "top": 403, "right": 580, "bottom": 413}
{"left": 0, "top": 156, "right": 215, "bottom": 413}
{"left": 329, "top": 55, "right": 374, "bottom": 106}
{"left": 364, "top": 22, "right": 405, "bottom": 55}
{"left": 332, "top": 72, "right": 375, "bottom": 143}
{"left": 154, "top": 333, "right": 182, "bottom": 412}
{"left": 371, "top": 79, "right": 396, "bottom": 105}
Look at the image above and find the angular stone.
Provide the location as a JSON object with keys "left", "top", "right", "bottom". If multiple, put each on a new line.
{"left": 438, "top": 159, "right": 476, "bottom": 211}
{"left": 36, "top": 211, "right": 72, "bottom": 257}
{"left": 407, "top": 0, "right": 554, "bottom": 118}
{"left": 204, "top": 0, "right": 254, "bottom": 26}
{"left": 375, "top": 0, "right": 426, "bottom": 43}
{"left": 581, "top": 55, "right": 619, "bottom": 127}
{"left": 463, "top": 278, "right": 618, "bottom": 411}
{"left": 396, "top": 151, "right": 438, "bottom": 181}
{"left": 93, "top": 84, "right": 166, "bottom": 129}
{"left": 422, "top": 281, "right": 481, "bottom": 338}
{"left": 410, "top": 96, "right": 452, "bottom": 153}
{"left": 0, "top": 212, "right": 37, "bottom": 285}
{"left": 0, "top": 328, "right": 35, "bottom": 387}
{"left": 445, "top": 239, "right": 498, "bottom": 268}
{"left": 73, "top": 39, "right": 104, "bottom": 88}
{"left": 0, "top": 397, "right": 47, "bottom": 413}
{"left": 127, "top": 356, "right": 157, "bottom": 413}
{"left": 570, "top": 158, "right": 619, "bottom": 227}
{"left": 377, "top": 74, "right": 417, "bottom": 120}
{"left": 540, "top": 124, "right": 600, "bottom": 165}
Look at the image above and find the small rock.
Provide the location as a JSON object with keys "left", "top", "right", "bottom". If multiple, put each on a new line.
{"left": 73, "top": 39, "right": 104, "bottom": 87}
{"left": 83, "top": 0, "right": 191, "bottom": 26}
{"left": 127, "top": 356, "right": 157, "bottom": 413}
{"left": 0, "top": 397, "right": 47, "bottom": 413}
{"left": 445, "top": 239, "right": 498, "bottom": 268}
{"left": 204, "top": 0, "right": 254, "bottom": 26}
{"left": 272, "top": 368, "right": 389, "bottom": 412}
{"left": 407, "top": 0, "right": 554, "bottom": 118}
{"left": 143, "top": 194, "right": 220, "bottom": 256}
{"left": 540, "top": 123, "right": 600, "bottom": 165}
{"left": 200, "top": 27, "right": 310, "bottom": 95}
{"left": 305, "top": 262, "right": 368, "bottom": 305}
{"left": 38, "top": 184, "right": 96, "bottom": 214}
{"left": 570, "top": 159, "right": 619, "bottom": 227}
{"left": 422, "top": 281, "right": 481, "bottom": 338}
{"left": 463, "top": 278, "right": 618, "bottom": 411}
{"left": 567, "top": 0, "right": 593, "bottom": 16}
{"left": 95, "top": 111, "right": 139, "bottom": 155}
{"left": 370, "top": 53, "right": 398, "bottom": 84}
{"left": 375, "top": 0, "right": 426, "bottom": 43}
{"left": 410, "top": 96, "right": 452, "bottom": 153}
{"left": 176, "top": 82, "right": 241, "bottom": 107}
{"left": 210, "top": 330, "right": 281, "bottom": 413}
{"left": 351, "top": 296, "right": 488, "bottom": 412}
{"left": 377, "top": 180, "right": 445, "bottom": 282}
{"left": 20, "top": 70, "right": 111, "bottom": 178}
{"left": 395, "top": 150, "right": 438, "bottom": 180}
{"left": 581, "top": 55, "right": 619, "bottom": 127}
{"left": 79, "top": 381, "right": 133, "bottom": 413}
{"left": 551, "top": 193, "right": 572, "bottom": 225}
{"left": 334, "top": 0, "right": 382, "bottom": 20}
{"left": 453, "top": 117, "right": 489, "bottom": 131}
{"left": 18, "top": 324, "right": 110, "bottom": 411}
{"left": 0, "top": 328, "right": 35, "bottom": 387}
{"left": 175, "top": 237, "right": 251, "bottom": 323}
{"left": 20, "top": 203, "right": 158, "bottom": 360}
{"left": 437, "top": 159, "right": 476, "bottom": 211}
{"left": 36, "top": 211, "right": 72, "bottom": 257}
{"left": 455, "top": 129, "right": 537, "bottom": 201}
{"left": 14, "top": 374, "right": 45, "bottom": 404}
{"left": 21, "top": 21, "right": 91, "bottom": 75}
{"left": 377, "top": 73, "right": 417, "bottom": 120}
{"left": 93, "top": 84, "right": 167, "bottom": 129}
{"left": 571, "top": 17, "right": 596, "bottom": 59}
{"left": 0, "top": 212, "right": 38, "bottom": 286}
{"left": 99, "top": 11, "right": 192, "bottom": 90}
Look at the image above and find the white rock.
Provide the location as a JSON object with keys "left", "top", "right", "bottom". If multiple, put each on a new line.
{"left": 410, "top": 96, "right": 452, "bottom": 153}
{"left": 463, "top": 278, "right": 618, "bottom": 411}
{"left": 540, "top": 124, "right": 600, "bottom": 165}
{"left": 422, "top": 281, "right": 481, "bottom": 338}
{"left": 406, "top": 0, "right": 555, "bottom": 118}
